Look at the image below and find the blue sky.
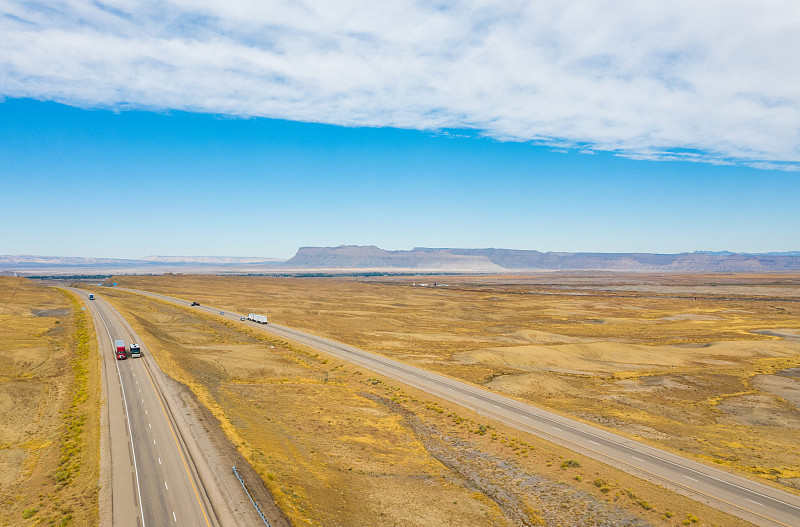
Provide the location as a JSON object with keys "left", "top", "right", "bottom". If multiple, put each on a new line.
{"left": 2, "top": 99, "right": 797, "bottom": 259}
{"left": 1, "top": 1, "right": 799, "bottom": 258}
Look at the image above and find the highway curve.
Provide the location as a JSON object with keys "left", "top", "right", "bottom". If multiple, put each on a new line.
{"left": 120, "top": 286, "right": 800, "bottom": 527}
{"left": 67, "top": 286, "right": 294, "bottom": 527}
{"left": 76, "top": 288, "right": 218, "bottom": 526}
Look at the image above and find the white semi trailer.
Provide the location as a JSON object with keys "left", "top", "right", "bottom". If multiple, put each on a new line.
{"left": 247, "top": 313, "right": 268, "bottom": 324}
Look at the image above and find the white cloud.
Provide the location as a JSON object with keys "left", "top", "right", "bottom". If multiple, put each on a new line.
{"left": 2, "top": 0, "right": 799, "bottom": 168}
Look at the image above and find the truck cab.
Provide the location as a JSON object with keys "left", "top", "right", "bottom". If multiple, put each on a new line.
{"left": 114, "top": 339, "right": 126, "bottom": 360}
{"left": 130, "top": 343, "right": 141, "bottom": 358}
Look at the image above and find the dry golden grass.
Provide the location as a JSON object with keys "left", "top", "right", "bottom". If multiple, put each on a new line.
{"left": 0, "top": 278, "right": 100, "bottom": 526}
{"left": 97, "top": 288, "right": 510, "bottom": 526}
{"left": 96, "top": 283, "right": 757, "bottom": 526}
{"left": 111, "top": 273, "right": 800, "bottom": 495}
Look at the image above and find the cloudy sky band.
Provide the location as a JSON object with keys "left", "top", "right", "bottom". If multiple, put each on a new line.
{"left": 3, "top": 0, "right": 799, "bottom": 170}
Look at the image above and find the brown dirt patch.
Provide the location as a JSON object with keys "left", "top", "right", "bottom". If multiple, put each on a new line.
{"left": 752, "top": 374, "right": 800, "bottom": 409}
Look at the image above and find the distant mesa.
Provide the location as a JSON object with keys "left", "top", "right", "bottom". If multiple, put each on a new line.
{"left": 284, "top": 245, "right": 505, "bottom": 271}
{"left": 1, "top": 247, "right": 799, "bottom": 274}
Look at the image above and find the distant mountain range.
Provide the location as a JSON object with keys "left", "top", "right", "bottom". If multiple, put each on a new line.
{"left": 692, "top": 250, "right": 800, "bottom": 257}
{"left": 285, "top": 246, "right": 800, "bottom": 272}
{"left": 140, "top": 256, "right": 284, "bottom": 264}
{"left": 0, "top": 255, "right": 284, "bottom": 275}
{"left": 2, "top": 247, "right": 799, "bottom": 275}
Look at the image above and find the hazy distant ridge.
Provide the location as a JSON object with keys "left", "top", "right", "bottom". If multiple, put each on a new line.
{"left": 141, "top": 256, "right": 284, "bottom": 264}
{"left": 2, "top": 247, "right": 799, "bottom": 274}
{"left": 286, "top": 246, "right": 800, "bottom": 272}
{"left": 284, "top": 245, "right": 505, "bottom": 271}
{"left": 0, "top": 255, "right": 281, "bottom": 267}
{"left": 0, "top": 255, "right": 285, "bottom": 275}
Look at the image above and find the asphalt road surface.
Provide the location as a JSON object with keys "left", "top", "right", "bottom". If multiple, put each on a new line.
{"left": 72, "top": 289, "right": 218, "bottom": 527}
{"left": 120, "top": 286, "right": 800, "bottom": 527}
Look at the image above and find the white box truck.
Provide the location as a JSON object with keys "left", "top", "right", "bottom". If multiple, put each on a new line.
{"left": 247, "top": 313, "right": 268, "bottom": 324}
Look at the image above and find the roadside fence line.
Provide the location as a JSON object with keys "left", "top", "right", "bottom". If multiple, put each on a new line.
{"left": 232, "top": 465, "right": 271, "bottom": 526}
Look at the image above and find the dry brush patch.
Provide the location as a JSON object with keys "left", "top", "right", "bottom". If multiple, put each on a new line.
{"left": 0, "top": 278, "right": 100, "bottom": 526}
{"left": 97, "top": 288, "right": 509, "bottom": 526}
{"left": 96, "top": 286, "right": 752, "bottom": 526}
{"left": 110, "top": 273, "right": 800, "bottom": 495}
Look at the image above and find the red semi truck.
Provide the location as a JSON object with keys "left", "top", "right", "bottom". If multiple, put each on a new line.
{"left": 114, "top": 339, "right": 126, "bottom": 360}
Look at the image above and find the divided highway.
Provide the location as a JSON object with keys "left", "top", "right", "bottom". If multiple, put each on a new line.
{"left": 121, "top": 286, "right": 800, "bottom": 527}
{"left": 71, "top": 288, "right": 218, "bottom": 527}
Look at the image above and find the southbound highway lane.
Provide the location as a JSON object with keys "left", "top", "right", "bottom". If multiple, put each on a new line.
{"left": 72, "top": 288, "right": 216, "bottom": 527}
{"left": 121, "top": 286, "right": 800, "bottom": 527}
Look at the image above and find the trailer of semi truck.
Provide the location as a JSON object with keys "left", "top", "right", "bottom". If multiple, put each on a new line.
{"left": 114, "top": 339, "right": 126, "bottom": 360}
{"left": 130, "top": 343, "right": 141, "bottom": 358}
{"left": 247, "top": 313, "right": 268, "bottom": 324}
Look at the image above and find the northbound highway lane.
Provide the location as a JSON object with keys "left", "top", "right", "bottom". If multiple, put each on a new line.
{"left": 72, "top": 288, "right": 217, "bottom": 527}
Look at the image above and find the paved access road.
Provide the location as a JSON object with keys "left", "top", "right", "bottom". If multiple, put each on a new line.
{"left": 72, "top": 289, "right": 218, "bottom": 527}
{"left": 121, "top": 286, "right": 800, "bottom": 527}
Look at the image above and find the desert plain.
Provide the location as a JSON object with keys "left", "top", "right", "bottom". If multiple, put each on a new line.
{"left": 0, "top": 277, "right": 101, "bottom": 525}
{"left": 85, "top": 271, "right": 800, "bottom": 526}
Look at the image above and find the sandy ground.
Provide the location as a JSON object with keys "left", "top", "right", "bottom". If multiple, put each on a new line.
{"left": 454, "top": 338, "right": 800, "bottom": 375}
{"left": 106, "top": 273, "right": 800, "bottom": 498}
{"left": 0, "top": 278, "right": 101, "bottom": 525}
{"left": 85, "top": 282, "right": 769, "bottom": 527}
{"left": 752, "top": 373, "right": 800, "bottom": 410}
